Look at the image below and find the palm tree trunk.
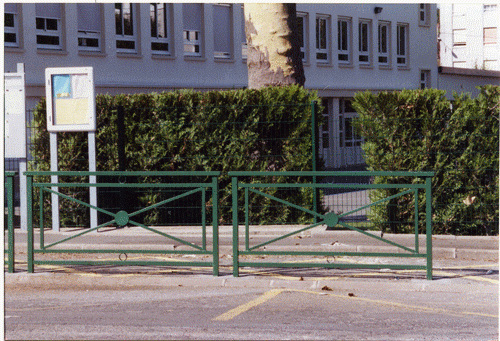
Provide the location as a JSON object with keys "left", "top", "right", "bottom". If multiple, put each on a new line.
{"left": 244, "top": 3, "right": 305, "bottom": 89}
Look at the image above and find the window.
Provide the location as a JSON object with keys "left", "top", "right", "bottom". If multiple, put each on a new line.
{"left": 183, "top": 3, "right": 203, "bottom": 57}
{"left": 378, "top": 22, "right": 390, "bottom": 65}
{"left": 4, "top": 4, "right": 19, "bottom": 48}
{"left": 358, "top": 20, "right": 371, "bottom": 65}
{"left": 484, "top": 27, "right": 497, "bottom": 45}
{"left": 36, "top": 4, "right": 62, "bottom": 50}
{"left": 420, "top": 70, "right": 430, "bottom": 89}
{"left": 115, "top": 3, "right": 136, "bottom": 53}
{"left": 419, "top": 4, "right": 430, "bottom": 26}
{"left": 297, "top": 13, "right": 307, "bottom": 62}
{"left": 396, "top": 23, "right": 408, "bottom": 66}
{"left": 150, "top": 3, "right": 170, "bottom": 55}
{"left": 484, "top": 4, "right": 498, "bottom": 12}
{"left": 338, "top": 18, "right": 351, "bottom": 63}
{"left": 321, "top": 98, "right": 330, "bottom": 149}
{"left": 241, "top": 5, "right": 247, "bottom": 60}
{"left": 213, "top": 4, "right": 232, "bottom": 59}
{"left": 316, "top": 15, "right": 329, "bottom": 62}
{"left": 78, "top": 4, "right": 102, "bottom": 52}
{"left": 453, "top": 29, "right": 466, "bottom": 47}
{"left": 340, "top": 99, "right": 362, "bottom": 148}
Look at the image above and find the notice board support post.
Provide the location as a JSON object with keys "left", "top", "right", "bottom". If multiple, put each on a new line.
{"left": 50, "top": 132, "right": 60, "bottom": 232}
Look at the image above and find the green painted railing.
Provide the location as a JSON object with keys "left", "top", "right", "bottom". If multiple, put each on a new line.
{"left": 229, "top": 171, "right": 434, "bottom": 280}
{"left": 4, "top": 172, "right": 16, "bottom": 273}
{"left": 25, "top": 171, "right": 220, "bottom": 275}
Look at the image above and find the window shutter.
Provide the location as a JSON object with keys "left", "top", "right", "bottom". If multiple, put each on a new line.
{"left": 35, "top": 4, "right": 62, "bottom": 19}
{"left": 77, "top": 4, "right": 101, "bottom": 32}
{"left": 4, "top": 3, "right": 17, "bottom": 14}
{"left": 183, "top": 3, "right": 202, "bottom": 31}
{"left": 213, "top": 5, "right": 231, "bottom": 53}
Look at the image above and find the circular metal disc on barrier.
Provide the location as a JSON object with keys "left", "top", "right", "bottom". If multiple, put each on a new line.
{"left": 115, "top": 210, "right": 130, "bottom": 226}
{"left": 324, "top": 212, "right": 339, "bottom": 228}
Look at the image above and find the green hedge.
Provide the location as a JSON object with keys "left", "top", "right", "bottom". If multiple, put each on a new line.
{"left": 353, "top": 86, "right": 499, "bottom": 235}
{"left": 30, "top": 86, "right": 323, "bottom": 226}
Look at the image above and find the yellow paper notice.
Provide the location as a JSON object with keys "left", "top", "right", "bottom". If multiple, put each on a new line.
{"left": 54, "top": 98, "right": 89, "bottom": 125}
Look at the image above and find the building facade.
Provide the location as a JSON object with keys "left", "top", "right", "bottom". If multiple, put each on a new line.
{"left": 439, "top": 3, "right": 499, "bottom": 71}
{"left": 4, "top": 3, "right": 438, "bottom": 169}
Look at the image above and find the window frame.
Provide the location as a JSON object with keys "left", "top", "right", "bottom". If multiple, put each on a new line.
{"left": 183, "top": 3, "right": 203, "bottom": 58}
{"left": 213, "top": 3, "right": 233, "bottom": 60}
{"left": 337, "top": 17, "right": 352, "bottom": 64}
{"left": 115, "top": 3, "right": 137, "bottom": 54}
{"left": 418, "top": 4, "right": 430, "bottom": 27}
{"left": 77, "top": 3, "right": 102, "bottom": 52}
{"left": 377, "top": 21, "right": 390, "bottom": 66}
{"left": 396, "top": 23, "right": 409, "bottom": 67}
{"left": 297, "top": 12, "right": 308, "bottom": 63}
{"left": 4, "top": 9, "right": 19, "bottom": 48}
{"left": 150, "top": 3, "right": 170, "bottom": 55}
{"left": 315, "top": 14, "right": 330, "bottom": 63}
{"left": 358, "top": 19, "right": 371, "bottom": 65}
{"left": 420, "top": 70, "right": 430, "bottom": 89}
{"left": 483, "top": 27, "right": 497, "bottom": 45}
{"left": 36, "top": 4, "right": 63, "bottom": 50}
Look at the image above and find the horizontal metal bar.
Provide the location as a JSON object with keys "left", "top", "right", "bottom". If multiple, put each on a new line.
{"left": 238, "top": 262, "right": 427, "bottom": 270}
{"left": 34, "top": 183, "right": 213, "bottom": 188}
{"left": 129, "top": 188, "right": 203, "bottom": 218}
{"left": 34, "top": 249, "right": 212, "bottom": 255}
{"left": 249, "top": 221, "right": 325, "bottom": 251}
{"left": 338, "top": 189, "right": 415, "bottom": 219}
{"left": 239, "top": 251, "right": 426, "bottom": 258}
{"left": 228, "top": 171, "right": 434, "bottom": 177}
{"left": 33, "top": 260, "right": 213, "bottom": 267}
{"left": 240, "top": 183, "right": 426, "bottom": 189}
{"left": 249, "top": 188, "right": 323, "bottom": 219}
{"left": 4, "top": 172, "right": 16, "bottom": 176}
{"left": 25, "top": 171, "right": 221, "bottom": 176}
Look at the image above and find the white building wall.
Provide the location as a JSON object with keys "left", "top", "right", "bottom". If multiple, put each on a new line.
{"left": 439, "top": 3, "right": 500, "bottom": 71}
{"left": 5, "top": 3, "right": 440, "bottom": 169}
{"left": 5, "top": 3, "right": 438, "bottom": 109}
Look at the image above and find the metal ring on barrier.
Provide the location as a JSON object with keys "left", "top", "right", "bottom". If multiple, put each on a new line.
{"left": 119, "top": 253, "right": 128, "bottom": 261}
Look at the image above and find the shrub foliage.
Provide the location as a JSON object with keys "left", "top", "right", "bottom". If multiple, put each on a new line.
{"left": 30, "top": 86, "right": 322, "bottom": 226}
{"left": 353, "top": 86, "right": 499, "bottom": 235}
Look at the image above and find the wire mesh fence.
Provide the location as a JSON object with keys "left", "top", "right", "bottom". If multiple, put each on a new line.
{"left": 25, "top": 101, "right": 316, "bottom": 228}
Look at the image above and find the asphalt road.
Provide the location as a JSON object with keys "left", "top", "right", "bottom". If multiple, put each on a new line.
{"left": 5, "top": 269, "right": 498, "bottom": 340}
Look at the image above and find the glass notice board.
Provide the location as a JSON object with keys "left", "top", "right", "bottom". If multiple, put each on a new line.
{"left": 46, "top": 67, "right": 96, "bottom": 132}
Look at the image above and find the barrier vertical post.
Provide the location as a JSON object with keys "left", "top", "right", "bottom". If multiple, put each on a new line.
{"left": 232, "top": 176, "right": 239, "bottom": 277}
{"left": 425, "top": 176, "right": 433, "bottom": 280}
{"left": 26, "top": 174, "right": 34, "bottom": 273}
{"left": 212, "top": 175, "right": 219, "bottom": 276}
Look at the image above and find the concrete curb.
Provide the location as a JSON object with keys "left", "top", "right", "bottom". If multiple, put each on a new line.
{"left": 5, "top": 272, "right": 497, "bottom": 294}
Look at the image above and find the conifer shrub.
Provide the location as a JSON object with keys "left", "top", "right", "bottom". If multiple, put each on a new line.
{"left": 353, "top": 86, "right": 499, "bottom": 235}
{"left": 30, "top": 86, "right": 323, "bottom": 227}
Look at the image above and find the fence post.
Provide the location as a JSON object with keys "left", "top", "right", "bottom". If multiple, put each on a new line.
{"left": 116, "top": 106, "right": 130, "bottom": 220}
{"left": 311, "top": 101, "right": 319, "bottom": 222}
{"left": 6, "top": 172, "right": 15, "bottom": 273}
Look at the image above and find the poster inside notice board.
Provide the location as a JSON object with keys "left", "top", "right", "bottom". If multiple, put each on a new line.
{"left": 46, "top": 67, "right": 95, "bottom": 132}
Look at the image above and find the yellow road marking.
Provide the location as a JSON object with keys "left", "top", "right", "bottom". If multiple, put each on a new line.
{"left": 433, "top": 270, "right": 499, "bottom": 284}
{"left": 213, "top": 289, "right": 284, "bottom": 321}
{"left": 291, "top": 289, "right": 499, "bottom": 319}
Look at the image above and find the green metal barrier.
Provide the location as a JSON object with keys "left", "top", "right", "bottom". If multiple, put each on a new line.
{"left": 229, "top": 171, "right": 434, "bottom": 280}
{"left": 25, "top": 171, "right": 220, "bottom": 275}
{"left": 4, "top": 171, "right": 16, "bottom": 273}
